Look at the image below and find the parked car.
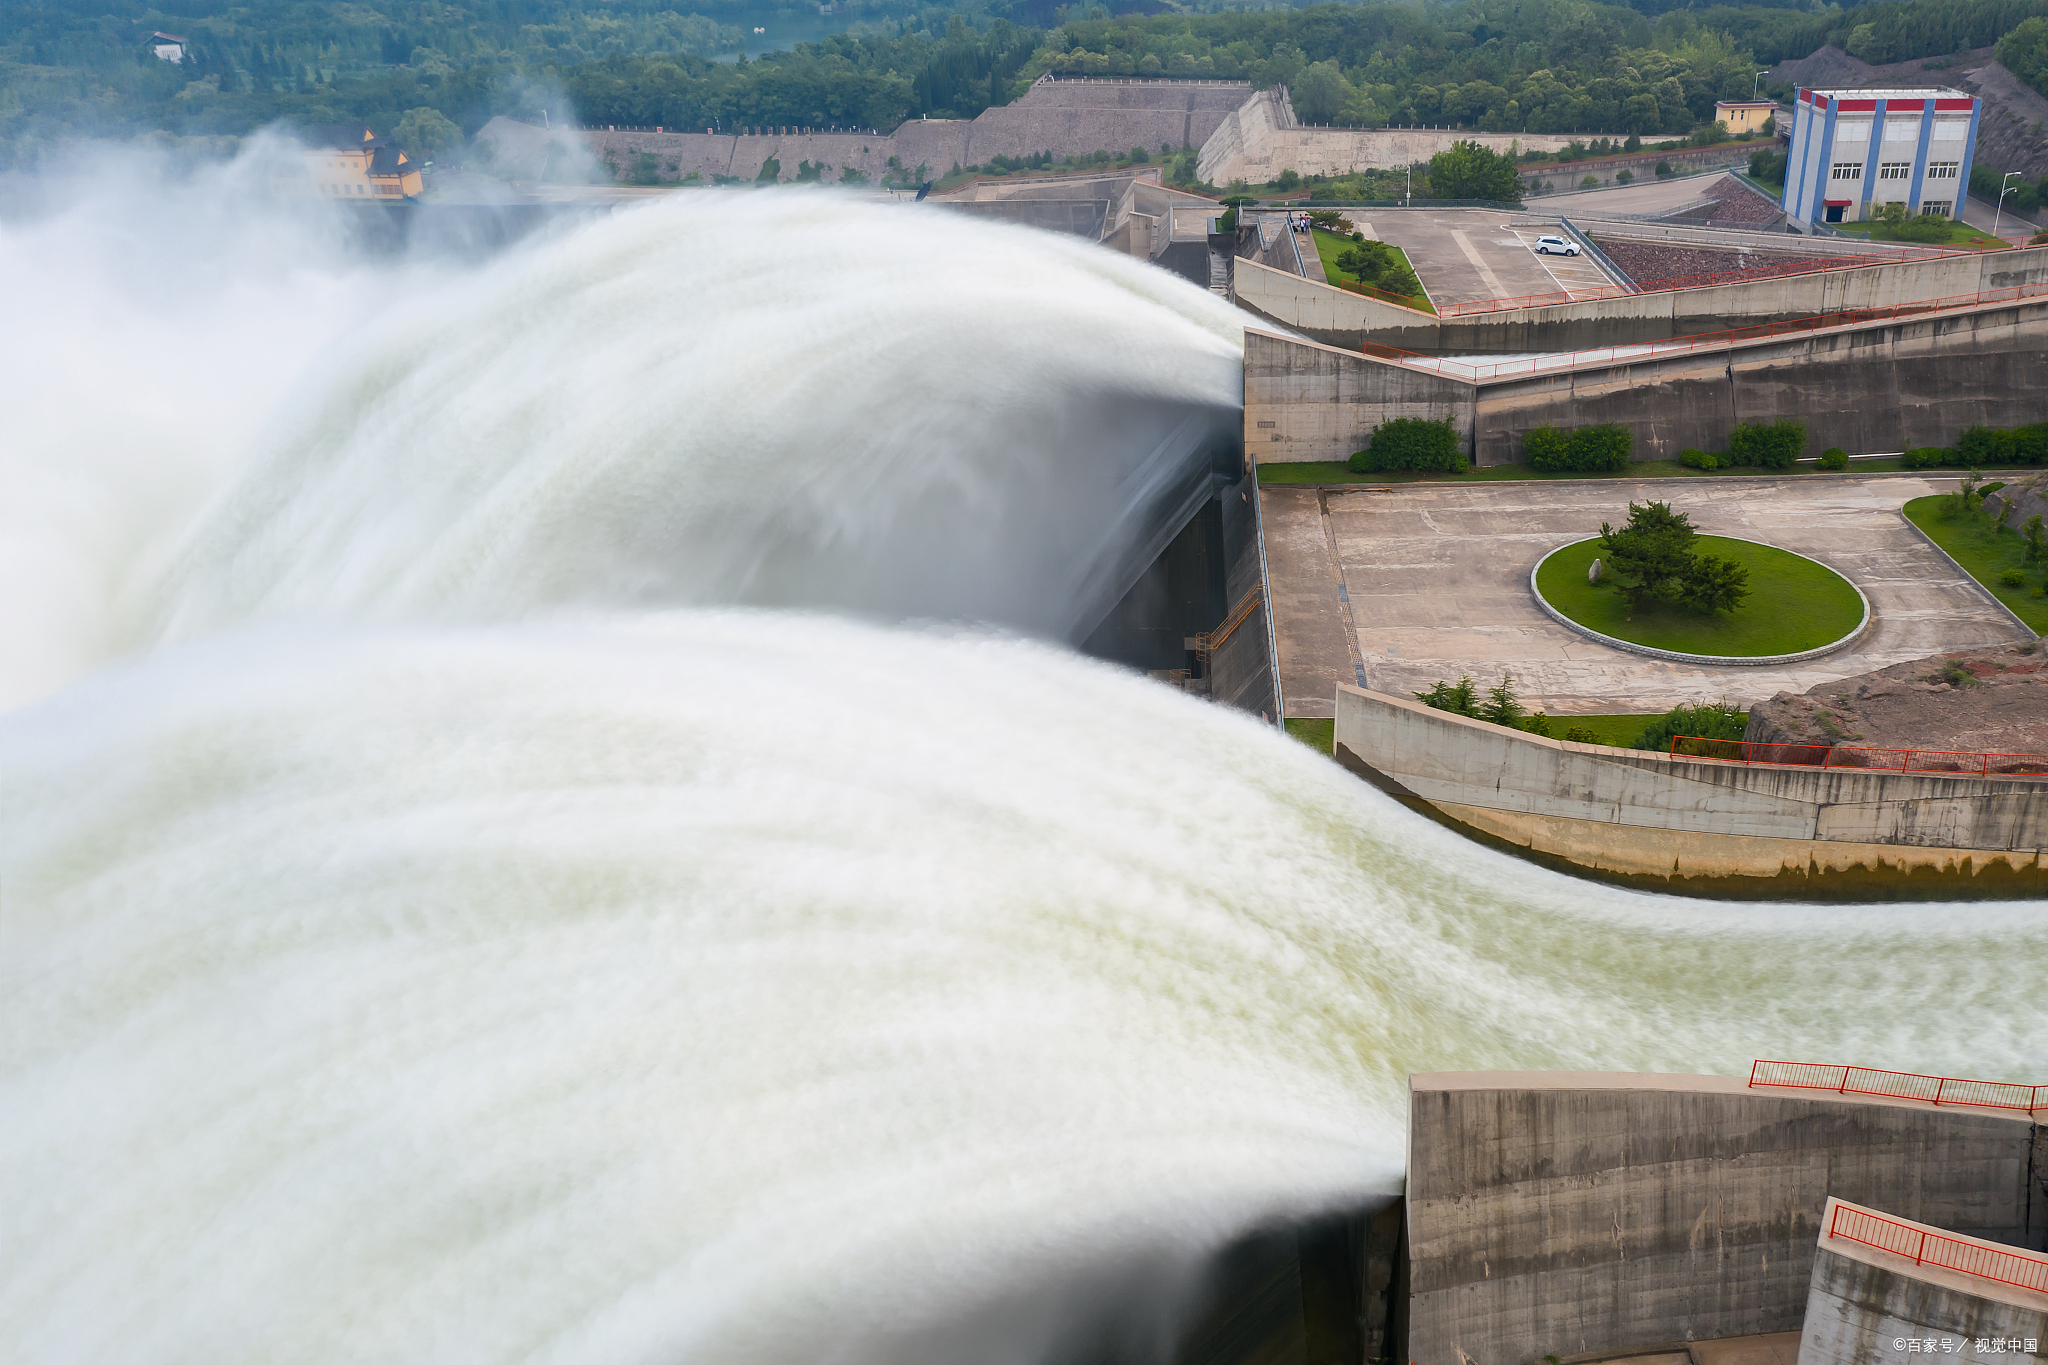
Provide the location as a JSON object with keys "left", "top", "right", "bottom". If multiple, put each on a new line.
{"left": 1534, "top": 234, "right": 1581, "bottom": 257}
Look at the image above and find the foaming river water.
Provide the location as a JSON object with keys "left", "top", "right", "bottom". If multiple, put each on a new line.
{"left": 3, "top": 148, "right": 2044, "bottom": 1365}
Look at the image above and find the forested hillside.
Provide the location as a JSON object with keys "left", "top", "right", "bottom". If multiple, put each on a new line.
{"left": 6, "top": 0, "right": 2048, "bottom": 170}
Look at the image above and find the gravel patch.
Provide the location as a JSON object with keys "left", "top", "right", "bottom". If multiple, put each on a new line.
{"left": 1592, "top": 236, "right": 1829, "bottom": 286}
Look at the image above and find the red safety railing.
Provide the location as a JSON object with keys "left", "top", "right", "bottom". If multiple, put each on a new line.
{"left": 1670, "top": 735, "right": 2048, "bottom": 777}
{"left": 1362, "top": 277, "right": 2048, "bottom": 381}
{"left": 1749, "top": 1060, "right": 2046, "bottom": 1113}
{"left": 1826, "top": 1201, "right": 2048, "bottom": 1295}
{"left": 1436, "top": 237, "right": 2006, "bottom": 317}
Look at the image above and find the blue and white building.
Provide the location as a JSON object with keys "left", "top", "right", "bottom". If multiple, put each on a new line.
{"left": 1784, "top": 87, "right": 1980, "bottom": 230}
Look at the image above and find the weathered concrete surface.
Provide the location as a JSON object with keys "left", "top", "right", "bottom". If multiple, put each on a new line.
{"left": 1799, "top": 1198, "right": 2048, "bottom": 1365}
{"left": 1245, "top": 330, "right": 1474, "bottom": 466}
{"left": 1335, "top": 686, "right": 2048, "bottom": 895}
{"left": 1266, "top": 475, "right": 2027, "bottom": 718}
{"left": 1473, "top": 296, "right": 2048, "bottom": 464}
{"left": 1259, "top": 485, "right": 1362, "bottom": 708}
{"left": 1197, "top": 88, "right": 1608, "bottom": 186}
{"left": 1406, "top": 1073, "right": 2046, "bottom": 1365}
{"left": 496, "top": 77, "right": 1255, "bottom": 184}
{"left": 1240, "top": 242, "right": 2048, "bottom": 354}
{"left": 1244, "top": 293, "right": 2048, "bottom": 466}
{"left": 1209, "top": 469, "right": 1281, "bottom": 720}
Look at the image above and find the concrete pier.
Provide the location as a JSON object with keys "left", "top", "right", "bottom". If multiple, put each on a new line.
{"left": 1405, "top": 1073, "right": 2047, "bottom": 1365}
{"left": 1799, "top": 1198, "right": 2048, "bottom": 1365}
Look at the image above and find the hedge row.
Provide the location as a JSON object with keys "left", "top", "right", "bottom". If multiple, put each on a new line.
{"left": 1349, "top": 417, "right": 1464, "bottom": 473}
{"left": 1524, "top": 423, "right": 1630, "bottom": 472}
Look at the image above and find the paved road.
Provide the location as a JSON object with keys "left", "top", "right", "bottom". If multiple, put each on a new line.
{"left": 1263, "top": 474, "right": 2032, "bottom": 719}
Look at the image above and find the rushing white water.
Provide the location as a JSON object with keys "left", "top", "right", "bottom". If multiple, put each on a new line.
{"left": 4, "top": 155, "right": 2046, "bottom": 1365}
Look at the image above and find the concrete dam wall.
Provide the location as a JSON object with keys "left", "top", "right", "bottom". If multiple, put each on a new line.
{"left": 1331, "top": 685, "right": 2048, "bottom": 898}
{"left": 1406, "top": 1073, "right": 2047, "bottom": 1365}
{"left": 1243, "top": 293, "right": 2048, "bottom": 466}
{"left": 478, "top": 78, "right": 1254, "bottom": 185}
{"left": 1195, "top": 88, "right": 1605, "bottom": 187}
{"left": 1235, "top": 245, "right": 2048, "bottom": 354}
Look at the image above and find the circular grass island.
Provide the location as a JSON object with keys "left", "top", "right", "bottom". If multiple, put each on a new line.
{"left": 1532, "top": 535, "right": 1867, "bottom": 663}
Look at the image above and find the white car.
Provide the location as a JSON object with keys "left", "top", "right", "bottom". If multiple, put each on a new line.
{"left": 1534, "top": 234, "right": 1581, "bottom": 257}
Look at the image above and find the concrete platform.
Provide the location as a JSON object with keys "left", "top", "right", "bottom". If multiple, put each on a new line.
{"left": 1368, "top": 208, "right": 1564, "bottom": 307}
{"left": 1262, "top": 474, "right": 2032, "bottom": 718}
{"left": 1565, "top": 1333, "right": 1802, "bottom": 1365}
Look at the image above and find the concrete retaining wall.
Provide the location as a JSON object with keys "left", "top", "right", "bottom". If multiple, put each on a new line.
{"left": 1244, "top": 329, "right": 1475, "bottom": 465}
{"left": 1332, "top": 685, "right": 2048, "bottom": 896}
{"left": 1237, "top": 244, "right": 2048, "bottom": 354}
{"left": 1800, "top": 1198, "right": 2048, "bottom": 1365}
{"left": 497, "top": 78, "right": 1254, "bottom": 185}
{"left": 1197, "top": 88, "right": 1605, "bottom": 186}
{"left": 1471, "top": 295, "right": 2048, "bottom": 464}
{"left": 1243, "top": 293, "right": 2048, "bottom": 466}
{"left": 1406, "top": 1073, "right": 2047, "bottom": 1365}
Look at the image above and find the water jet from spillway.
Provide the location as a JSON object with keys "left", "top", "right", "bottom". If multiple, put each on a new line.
{"left": 3, "top": 159, "right": 2044, "bottom": 1365}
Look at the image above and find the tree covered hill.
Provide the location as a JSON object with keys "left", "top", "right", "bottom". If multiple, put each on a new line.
{"left": 6, "top": 0, "right": 2048, "bottom": 170}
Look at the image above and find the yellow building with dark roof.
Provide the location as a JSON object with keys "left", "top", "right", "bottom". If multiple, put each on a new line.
{"left": 304, "top": 124, "right": 425, "bottom": 200}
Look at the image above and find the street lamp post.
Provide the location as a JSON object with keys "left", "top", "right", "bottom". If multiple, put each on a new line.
{"left": 1994, "top": 170, "right": 2020, "bottom": 240}
{"left": 1753, "top": 71, "right": 1766, "bottom": 100}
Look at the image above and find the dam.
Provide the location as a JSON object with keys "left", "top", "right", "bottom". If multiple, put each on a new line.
{"left": 5, "top": 154, "right": 2047, "bottom": 1365}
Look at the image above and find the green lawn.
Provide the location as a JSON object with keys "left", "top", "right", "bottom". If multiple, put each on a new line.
{"left": 1828, "top": 219, "right": 2007, "bottom": 249}
{"left": 1284, "top": 716, "right": 1336, "bottom": 754}
{"left": 1535, "top": 535, "right": 1864, "bottom": 656}
{"left": 1549, "top": 713, "right": 1663, "bottom": 746}
{"left": 1308, "top": 227, "right": 1434, "bottom": 313}
{"left": 1902, "top": 496, "right": 2048, "bottom": 634}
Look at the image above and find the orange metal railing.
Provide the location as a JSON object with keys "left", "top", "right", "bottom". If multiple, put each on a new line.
{"left": 1670, "top": 735, "right": 2048, "bottom": 777}
{"left": 1748, "top": 1059, "right": 2046, "bottom": 1113}
{"left": 1826, "top": 1201, "right": 2048, "bottom": 1296}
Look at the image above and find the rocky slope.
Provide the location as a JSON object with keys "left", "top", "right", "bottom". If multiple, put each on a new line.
{"left": 1745, "top": 641, "right": 2048, "bottom": 757}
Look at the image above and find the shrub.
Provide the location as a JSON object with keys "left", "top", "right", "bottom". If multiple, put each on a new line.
{"left": 1902, "top": 447, "right": 1949, "bottom": 469}
{"left": 1680, "top": 448, "right": 1718, "bottom": 469}
{"left": 2001, "top": 569, "right": 2027, "bottom": 587}
{"left": 1654, "top": 159, "right": 1674, "bottom": 177}
{"left": 2019, "top": 424, "right": 2048, "bottom": 464}
{"left": 1598, "top": 501, "right": 1751, "bottom": 615}
{"left": 2033, "top": 230, "right": 2048, "bottom": 246}
{"left": 1349, "top": 417, "right": 1464, "bottom": 473}
{"left": 1413, "top": 675, "right": 1478, "bottom": 715}
{"left": 1817, "top": 447, "right": 1850, "bottom": 470}
{"left": 1632, "top": 701, "right": 1749, "bottom": 751}
{"left": 1524, "top": 426, "right": 1571, "bottom": 470}
{"left": 1524, "top": 423, "right": 1631, "bottom": 472}
{"left": 1418, "top": 674, "right": 1545, "bottom": 732}
{"left": 1958, "top": 426, "right": 2017, "bottom": 466}
{"left": 1562, "top": 726, "right": 1604, "bottom": 744}
{"left": 1727, "top": 419, "right": 1806, "bottom": 468}
{"left": 1569, "top": 424, "right": 1632, "bottom": 472}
